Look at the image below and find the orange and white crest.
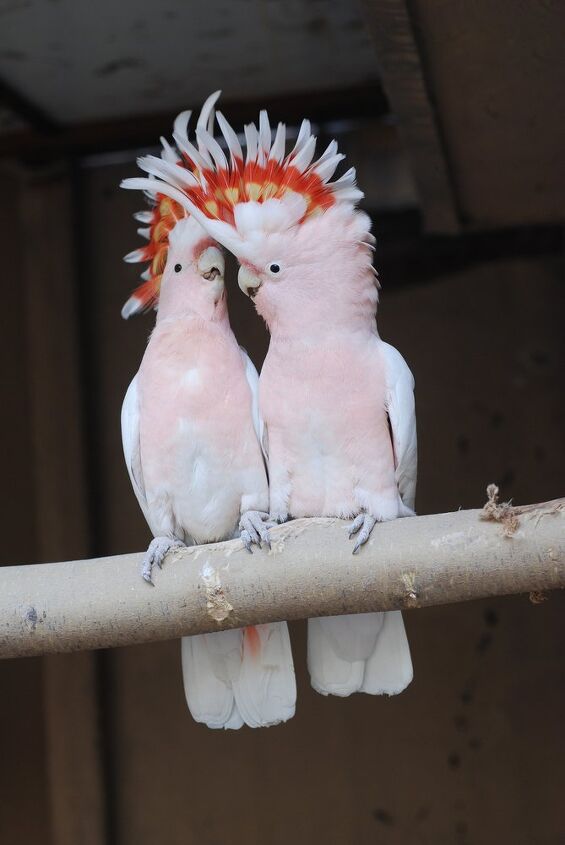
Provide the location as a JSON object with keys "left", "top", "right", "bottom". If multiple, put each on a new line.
{"left": 122, "top": 93, "right": 363, "bottom": 265}
{"left": 121, "top": 92, "right": 221, "bottom": 319}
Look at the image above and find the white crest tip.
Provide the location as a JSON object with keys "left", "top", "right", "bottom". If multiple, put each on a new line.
{"left": 121, "top": 297, "right": 141, "bottom": 319}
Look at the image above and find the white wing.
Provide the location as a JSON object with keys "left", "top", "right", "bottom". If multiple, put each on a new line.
{"left": 381, "top": 341, "right": 417, "bottom": 511}
{"left": 239, "top": 346, "right": 267, "bottom": 461}
{"left": 121, "top": 374, "right": 151, "bottom": 527}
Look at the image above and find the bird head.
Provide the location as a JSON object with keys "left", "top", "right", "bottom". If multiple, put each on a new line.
{"left": 122, "top": 97, "right": 377, "bottom": 333}
{"left": 155, "top": 217, "right": 226, "bottom": 322}
{"left": 120, "top": 91, "right": 226, "bottom": 323}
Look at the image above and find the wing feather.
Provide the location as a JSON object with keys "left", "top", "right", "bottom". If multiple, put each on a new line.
{"left": 381, "top": 341, "right": 417, "bottom": 511}
{"left": 121, "top": 374, "right": 151, "bottom": 526}
{"left": 239, "top": 347, "right": 267, "bottom": 461}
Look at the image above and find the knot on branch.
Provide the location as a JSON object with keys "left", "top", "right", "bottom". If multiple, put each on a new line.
{"left": 481, "top": 484, "right": 519, "bottom": 536}
{"left": 529, "top": 591, "right": 549, "bottom": 605}
{"left": 401, "top": 572, "right": 419, "bottom": 608}
{"left": 22, "top": 606, "right": 38, "bottom": 632}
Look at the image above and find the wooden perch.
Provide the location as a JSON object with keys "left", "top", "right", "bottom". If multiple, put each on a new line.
{"left": 1, "top": 499, "right": 564, "bottom": 659}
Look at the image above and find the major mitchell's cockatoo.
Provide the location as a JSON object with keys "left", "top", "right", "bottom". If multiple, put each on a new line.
{"left": 120, "top": 93, "right": 296, "bottom": 728}
{"left": 125, "top": 99, "right": 416, "bottom": 698}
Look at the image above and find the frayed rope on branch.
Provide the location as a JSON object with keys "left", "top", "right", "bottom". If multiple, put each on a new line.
{"left": 481, "top": 483, "right": 565, "bottom": 534}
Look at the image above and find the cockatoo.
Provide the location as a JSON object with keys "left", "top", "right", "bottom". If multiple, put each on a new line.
{"left": 119, "top": 93, "right": 296, "bottom": 728}
{"left": 126, "top": 100, "right": 416, "bottom": 698}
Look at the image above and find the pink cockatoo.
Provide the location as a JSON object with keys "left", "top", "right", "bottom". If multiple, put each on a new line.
{"left": 120, "top": 94, "right": 296, "bottom": 728}
{"left": 126, "top": 101, "right": 416, "bottom": 697}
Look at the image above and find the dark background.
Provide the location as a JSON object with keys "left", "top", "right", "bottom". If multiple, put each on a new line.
{"left": 0, "top": 2, "right": 564, "bottom": 844}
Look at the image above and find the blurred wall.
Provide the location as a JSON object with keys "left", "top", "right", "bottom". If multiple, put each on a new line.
{"left": 0, "top": 160, "right": 563, "bottom": 845}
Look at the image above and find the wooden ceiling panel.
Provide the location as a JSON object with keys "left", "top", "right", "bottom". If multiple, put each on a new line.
{"left": 0, "top": 0, "right": 379, "bottom": 124}
{"left": 411, "top": 0, "right": 565, "bottom": 227}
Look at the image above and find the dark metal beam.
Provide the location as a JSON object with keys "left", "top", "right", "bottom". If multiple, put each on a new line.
{"left": 0, "top": 82, "right": 389, "bottom": 162}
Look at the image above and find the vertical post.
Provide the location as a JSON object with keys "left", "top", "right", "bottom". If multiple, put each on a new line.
{"left": 17, "top": 162, "right": 107, "bottom": 845}
{"left": 360, "top": 0, "right": 460, "bottom": 232}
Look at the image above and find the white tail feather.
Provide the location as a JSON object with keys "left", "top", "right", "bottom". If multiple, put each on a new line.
{"left": 182, "top": 623, "right": 296, "bottom": 729}
{"left": 233, "top": 623, "right": 296, "bottom": 728}
{"left": 361, "top": 611, "right": 413, "bottom": 695}
{"left": 181, "top": 631, "right": 244, "bottom": 730}
{"left": 308, "top": 617, "right": 365, "bottom": 697}
{"left": 308, "top": 611, "right": 412, "bottom": 697}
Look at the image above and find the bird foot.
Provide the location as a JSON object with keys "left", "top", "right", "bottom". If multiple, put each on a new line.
{"left": 348, "top": 513, "right": 377, "bottom": 554}
{"left": 142, "top": 537, "right": 185, "bottom": 585}
{"left": 239, "top": 511, "right": 274, "bottom": 553}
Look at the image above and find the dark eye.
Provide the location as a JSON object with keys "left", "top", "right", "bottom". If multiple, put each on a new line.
{"left": 174, "top": 263, "right": 182, "bottom": 273}
{"left": 269, "top": 263, "right": 280, "bottom": 273}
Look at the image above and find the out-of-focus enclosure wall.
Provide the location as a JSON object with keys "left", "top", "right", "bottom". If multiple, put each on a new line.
{"left": 0, "top": 0, "right": 564, "bottom": 843}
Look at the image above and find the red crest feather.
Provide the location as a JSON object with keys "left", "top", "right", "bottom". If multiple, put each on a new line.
{"left": 168, "top": 108, "right": 362, "bottom": 229}
{"left": 122, "top": 193, "right": 185, "bottom": 318}
{"left": 121, "top": 93, "right": 364, "bottom": 314}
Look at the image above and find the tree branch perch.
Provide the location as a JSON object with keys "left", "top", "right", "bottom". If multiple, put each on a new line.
{"left": 1, "top": 501, "right": 564, "bottom": 659}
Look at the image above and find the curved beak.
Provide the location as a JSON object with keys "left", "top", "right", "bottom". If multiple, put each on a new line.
{"left": 197, "top": 245, "right": 225, "bottom": 281}
{"left": 238, "top": 265, "right": 262, "bottom": 298}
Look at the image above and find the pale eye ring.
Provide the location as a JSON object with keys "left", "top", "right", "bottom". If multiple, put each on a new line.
{"left": 174, "top": 263, "right": 182, "bottom": 273}
{"left": 268, "top": 262, "right": 281, "bottom": 274}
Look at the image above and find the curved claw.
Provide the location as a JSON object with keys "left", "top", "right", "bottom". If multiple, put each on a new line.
{"left": 348, "top": 513, "right": 365, "bottom": 538}
{"left": 239, "top": 510, "right": 272, "bottom": 551}
{"left": 142, "top": 567, "right": 155, "bottom": 586}
{"left": 141, "top": 537, "right": 184, "bottom": 584}
{"left": 240, "top": 529, "right": 254, "bottom": 554}
{"left": 349, "top": 514, "right": 377, "bottom": 554}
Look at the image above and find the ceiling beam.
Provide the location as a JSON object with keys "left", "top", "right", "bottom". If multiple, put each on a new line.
{"left": 0, "top": 83, "right": 389, "bottom": 163}
{"left": 360, "top": 0, "right": 460, "bottom": 232}
{"left": 0, "top": 75, "right": 60, "bottom": 135}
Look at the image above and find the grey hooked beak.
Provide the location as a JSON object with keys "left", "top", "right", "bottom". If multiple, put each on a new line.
{"left": 238, "top": 265, "right": 262, "bottom": 298}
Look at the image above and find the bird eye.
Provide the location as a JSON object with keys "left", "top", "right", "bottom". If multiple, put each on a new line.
{"left": 268, "top": 262, "right": 281, "bottom": 274}
{"left": 174, "top": 263, "right": 182, "bottom": 273}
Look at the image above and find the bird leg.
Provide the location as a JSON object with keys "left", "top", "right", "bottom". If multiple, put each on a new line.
{"left": 142, "top": 536, "right": 185, "bottom": 584}
{"left": 239, "top": 510, "right": 274, "bottom": 553}
{"left": 348, "top": 513, "right": 377, "bottom": 554}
